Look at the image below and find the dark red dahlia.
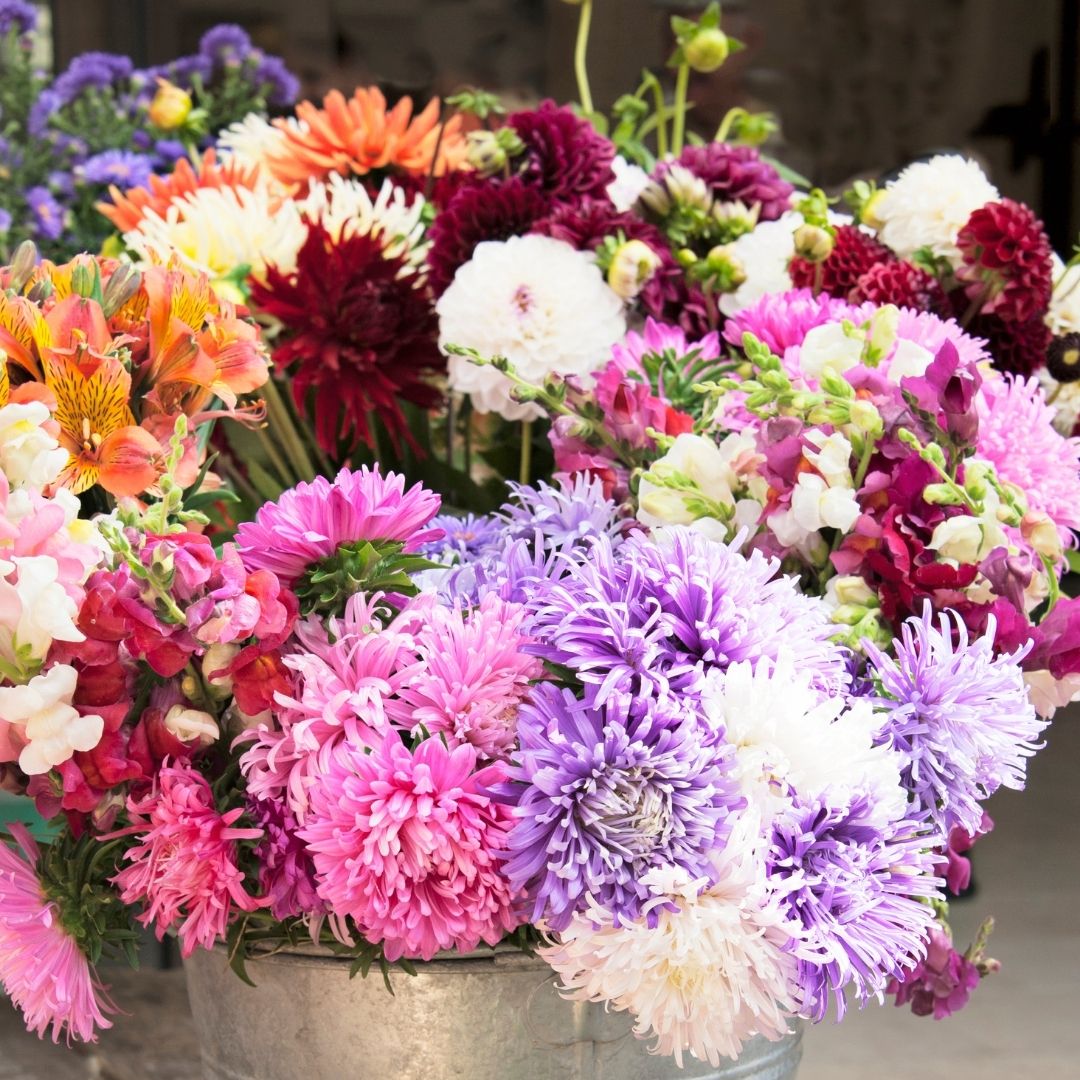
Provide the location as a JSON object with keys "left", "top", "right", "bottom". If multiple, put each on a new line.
{"left": 790, "top": 224, "right": 893, "bottom": 298}
{"left": 506, "top": 100, "right": 615, "bottom": 206}
{"left": 957, "top": 198, "right": 1053, "bottom": 324}
{"left": 966, "top": 312, "right": 1051, "bottom": 377}
{"left": 653, "top": 143, "right": 794, "bottom": 221}
{"left": 250, "top": 222, "right": 444, "bottom": 456}
{"left": 850, "top": 259, "right": 947, "bottom": 313}
{"left": 426, "top": 176, "right": 550, "bottom": 296}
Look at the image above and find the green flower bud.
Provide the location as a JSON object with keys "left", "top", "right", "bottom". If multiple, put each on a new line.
{"left": 848, "top": 399, "right": 883, "bottom": 437}
{"left": 685, "top": 27, "right": 730, "bottom": 73}
{"left": 466, "top": 131, "right": 507, "bottom": 176}
{"left": 705, "top": 244, "right": 747, "bottom": 290}
{"left": 792, "top": 223, "right": 834, "bottom": 262}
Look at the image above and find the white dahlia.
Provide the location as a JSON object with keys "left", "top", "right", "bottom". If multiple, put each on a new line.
{"left": 541, "top": 852, "right": 800, "bottom": 1066}
{"left": 875, "top": 154, "right": 999, "bottom": 266}
{"left": 437, "top": 235, "right": 626, "bottom": 420}
{"left": 719, "top": 210, "right": 803, "bottom": 316}
{"left": 606, "top": 154, "right": 652, "bottom": 212}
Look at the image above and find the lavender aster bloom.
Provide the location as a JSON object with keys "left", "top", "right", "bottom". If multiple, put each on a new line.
{"left": 27, "top": 90, "right": 61, "bottom": 137}
{"left": 527, "top": 527, "right": 849, "bottom": 707}
{"left": 502, "top": 683, "right": 740, "bottom": 931}
{"left": 422, "top": 513, "right": 503, "bottom": 564}
{"left": 253, "top": 54, "right": 300, "bottom": 106}
{"left": 53, "top": 52, "right": 132, "bottom": 105}
{"left": 770, "top": 795, "right": 941, "bottom": 1022}
{"left": 501, "top": 475, "right": 621, "bottom": 552}
{"left": 26, "top": 186, "right": 64, "bottom": 241}
{"left": 864, "top": 605, "right": 1045, "bottom": 836}
{"left": 199, "top": 23, "right": 253, "bottom": 61}
{"left": 0, "top": 209, "right": 12, "bottom": 235}
{"left": 0, "top": 0, "right": 36, "bottom": 35}
{"left": 80, "top": 149, "right": 153, "bottom": 189}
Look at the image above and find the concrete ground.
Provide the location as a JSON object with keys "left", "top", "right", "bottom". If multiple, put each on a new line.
{"left": 2, "top": 713, "right": 1078, "bottom": 1079}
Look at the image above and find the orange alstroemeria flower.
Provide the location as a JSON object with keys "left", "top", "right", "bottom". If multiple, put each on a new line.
{"left": 266, "top": 87, "right": 469, "bottom": 187}
{"left": 0, "top": 292, "right": 51, "bottom": 380}
{"left": 97, "top": 149, "right": 263, "bottom": 233}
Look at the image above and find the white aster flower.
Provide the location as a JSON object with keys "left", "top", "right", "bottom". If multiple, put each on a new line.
{"left": 606, "top": 155, "right": 652, "bottom": 212}
{"left": 0, "top": 401, "right": 67, "bottom": 492}
{"left": 0, "top": 664, "right": 104, "bottom": 775}
{"left": 438, "top": 235, "right": 626, "bottom": 420}
{"left": 541, "top": 851, "right": 800, "bottom": 1066}
{"left": 700, "top": 651, "right": 906, "bottom": 827}
{"left": 875, "top": 155, "right": 999, "bottom": 266}
{"left": 0, "top": 555, "right": 85, "bottom": 668}
{"left": 125, "top": 184, "right": 307, "bottom": 281}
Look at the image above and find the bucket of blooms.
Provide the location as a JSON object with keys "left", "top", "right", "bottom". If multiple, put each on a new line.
{"left": 3, "top": 3, "right": 1080, "bottom": 1078}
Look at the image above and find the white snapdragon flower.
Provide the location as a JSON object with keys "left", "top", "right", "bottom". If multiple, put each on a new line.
{"left": 163, "top": 706, "right": 220, "bottom": 748}
{"left": 0, "top": 555, "right": 84, "bottom": 667}
{"left": 797, "top": 321, "right": 864, "bottom": 383}
{"left": 606, "top": 155, "right": 651, "bottom": 213}
{"left": 0, "top": 402, "right": 67, "bottom": 492}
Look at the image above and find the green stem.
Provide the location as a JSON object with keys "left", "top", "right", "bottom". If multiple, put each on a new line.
{"left": 671, "top": 63, "right": 690, "bottom": 155}
{"left": 574, "top": 0, "right": 595, "bottom": 115}
{"left": 642, "top": 71, "right": 668, "bottom": 158}
{"left": 519, "top": 419, "right": 533, "bottom": 485}
{"left": 263, "top": 376, "right": 318, "bottom": 481}
{"left": 853, "top": 434, "right": 877, "bottom": 490}
{"left": 255, "top": 422, "right": 298, "bottom": 490}
{"left": 714, "top": 107, "right": 745, "bottom": 144}
{"left": 1041, "top": 554, "right": 1062, "bottom": 613}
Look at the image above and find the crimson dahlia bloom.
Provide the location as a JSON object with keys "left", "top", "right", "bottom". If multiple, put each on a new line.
{"left": 250, "top": 222, "right": 444, "bottom": 456}
{"left": 789, "top": 224, "right": 892, "bottom": 298}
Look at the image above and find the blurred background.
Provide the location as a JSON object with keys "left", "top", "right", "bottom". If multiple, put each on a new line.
{"left": 34, "top": 0, "right": 1080, "bottom": 253}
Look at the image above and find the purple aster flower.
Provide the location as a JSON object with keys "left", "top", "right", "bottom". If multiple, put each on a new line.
{"left": 526, "top": 527, "right": 849, "bottom": 707}
{"left": 770, "top": 794, "right": 941, "bottom": 1021}
{"left": 46, "top": 169, "right": 75, "bottom": 197}
{"left": 864, "top": 605, "right": 1045, "bottom": 836}
{"left": 153, "top": 138, "right": 187, "bottom": 164}
{"left": 0, "top": 208, "right": 12, "bottom": 234}
{"left": 247, "top": 796, "right": 324, "bottom": 922}
{"left": 27, "top": 90, "right": 61, "bottom": 137}
{"left": 253, "top": 54, "right": 299, "bottom": 106}
{"left": 199, "top": 23, "right": 253, "bottom": 62}
{"left": 26, "top": 186, "right": 64, "bottom": 241}
{"left": 154, "top": 54, "right": 214, "bottom": 87}
{"left": 0, "top": 0, "right": 36, "bottom": 35}
{"left": 501, "top": 682, "right": 740, "bottom": 931}
{"left": 500, "top": 475, "right": 621, "bottom": 552}
{"left": 79, "top": 149, "right": 153, "bottom": 189}
{"left": 421, "top": 512, "right": 503, "bottom": 565}
{"left": 53, "top": 52, "right": 132, "bottom": 105}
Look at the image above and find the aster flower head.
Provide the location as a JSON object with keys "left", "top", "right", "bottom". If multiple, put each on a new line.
{"left": 79, "top": 150, "right": 154, "bottom": 190}
{"left": 299, "top": 732, "right": 522, "bottom": 961}
{"left": 438, "top": 234, "right": 626, "bottom": 420}
{"left": 500, "top": 474, "right": 621, "bottom": 552}
{"left": 421, "top": 512, "right": 503, "bottom": 565}
{"left": 246, "top": 796, "right": 323, "bottom": 922}
{"left": 502, "top": 683, "right": 741, "bottom": 931}
{"left": 250, "top": 221, "right": 444, "bottom": 455}
{"left": 723, "top": 287, "right": 862, "bottom": 357}
{"left": 198, "top": 23, "right": 253, "bottom": 62}
{"left": 865, "top": 605, "right": 1046, "bottom": 836}
{"left": 236, "top": 466, "right": 441, "bottom": 586}
{"left": 111, "top": 763, "right": 264, "bottom": 958}
{"left": 0, "top": 825, "right": 115, "bottom": 1044}
{"left": 0, "top": 1, "right": 37, "bottom": 35}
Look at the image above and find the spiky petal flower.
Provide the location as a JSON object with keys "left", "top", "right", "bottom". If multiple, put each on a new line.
{"left": 864, "top": 606, "right": 1046, "bottom": 836}
{"left": 111, "top": 763, "right": 264, "bottom": 958}
{"left": 499, "top": 475, "right": 621, "bottom": 551}
{"left": 502, "top": 684, "right": 740, "bottom": 931}
{"left": 541, "top": 856, "right": 801, "bottom": 1066}
{"left": 236, "top": 466, "right": 441, "bottom": 586}
{"left": 0, "top": 824, "right": 114, "bottom": 1044}
{"left": 298, "top": 733, "right": 522, "bottom": 961}
{"left": 250, "top": 221, "right": 444, "bottom": 456}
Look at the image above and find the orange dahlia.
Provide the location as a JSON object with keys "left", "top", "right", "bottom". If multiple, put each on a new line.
{"left": 97, "top": 149, "right": 262, "bottom": 233}
{"left": 265, "top": 87, "right": 469, "bottom": 188}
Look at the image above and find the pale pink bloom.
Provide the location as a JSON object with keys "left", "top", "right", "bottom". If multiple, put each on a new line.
{"left": 111, "top": 762, "right": 264, "bottom": 958}
{"left": 0, "top": 823, "right": 115, "bottom": 1044}
{"left": 391, "top": 593, "right": 543, "bottom": 760}
{"left": 299, "top": 732, "right": 522, "bottom": 961}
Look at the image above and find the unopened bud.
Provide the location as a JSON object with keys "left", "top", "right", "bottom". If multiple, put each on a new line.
{"left": 923, "top": 483, "right": 965, "bottom": 506}
{"left": 202, "top": 642, "right": 240, "bottom": 699}
{"left": 607, "top": 239, "right": 662, "bottom": 301}
{"left": 861, "top": 188, "right": 888, "bottom": 231}
{"left": 7, "top": 240, "right": 39, "bottom": 293}
{"left": 848, "top": 399, "right": 883, "bottom": 436}
{"left": 705, "top": 244, "right": 746, "bottom": 291}
{"left": 101, "top": 263, "right": 142, "bottom": 318}
{"left": 676, "top": 247, "right": 698, "bottom": 269}
{"left": 1021, "top": 510, "right": 1064, "bottom": 561}
{"left": 685, "top": 28, "right": 730, "bottom": 73}
{"left": 466, "top": 130, "right": 507, "bottom": 176}
{"left": 149, "top": 79, "right": 192, "bottom": 130}
{"left": 164, "top": 705, "right": 219, "bottom": 748}
{"left": 793, "top": 223, "right": 834, "bottom": 262}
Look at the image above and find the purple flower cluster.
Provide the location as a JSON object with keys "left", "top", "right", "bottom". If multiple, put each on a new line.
{"left": 0, "top": 0, "right": 36, "bottom": 35}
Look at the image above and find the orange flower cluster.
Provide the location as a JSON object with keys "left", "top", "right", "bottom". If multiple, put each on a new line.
{"left": 0, "top": 251, "right": 268, "bottom": 498}
{"left": 265, "top": 87, "right": 470, "bottom": 187}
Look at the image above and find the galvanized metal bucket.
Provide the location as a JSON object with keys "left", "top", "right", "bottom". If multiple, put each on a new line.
{"left": 185, "top": 944, "right": 802, "bottom": 1080}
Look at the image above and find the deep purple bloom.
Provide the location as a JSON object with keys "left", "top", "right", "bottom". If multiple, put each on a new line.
{"left": 888, "top": 927, "right": 981, "bottom": 1019}
{"left": 0, "top": 0, "right": 36, "bottom": 35}
{"left": 865, "top": 605, "right": 1045, "bottom": 836}
{"left": 247, "top": 796, "right": 324, "bottom": 921}
{"left": 153, "top": 138, "right": 187, "bottom": 163}
{"left": 900, "top": 340, "right": 982, "bottom": 446}
{"left": 80, "top": 150, "right": 153, "bottom": 189}
{"left": 501, "top": 682, "right": 740, "bottom": 931}
{"left": 26, "top": 186, "right": 64, "bottom": 241}
{"left": 27, "top": 90, "right": 61, "bottom": 137}
{"left": 770, "top": 795, "right": 941, "bottom": 1020}
{"left": 199, "top": 23, "right": 253, "bottom": 62}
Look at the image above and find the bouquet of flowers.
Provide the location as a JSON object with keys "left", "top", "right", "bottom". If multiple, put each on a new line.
{"left": 0, "top": 5, "right": 298, "bottom": 261}
{"left": 0, "top": 0, "right": 1075, "bottom": 1069}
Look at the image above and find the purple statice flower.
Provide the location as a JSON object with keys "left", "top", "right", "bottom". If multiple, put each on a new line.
{"left": 526, "top": 527, "right": 850, "bottom": 707}
{"left": 52, "top": 52, "right": 132, "bottom": 105}
{"left": 501, "top": 682, "right": 740, "bottom": 931}
{"left": 0, "top": 209, "right": 11, "bottom": 235}
{"left": 79, "top": 149, "right": 153, "bottom": 189}
{"left": 888, "top": 926, "right": 981, "bottom": 1019}
{"left": 500, "top": 475, "right": 621, "bottom": 552}
{"left": 253, "top": 54, "right": 299, "bottom": 106}
{"left": 864, "top": 605, "right": 1045, "bottom": 837}
{"left": 770, "top": 794, "right": 941, "bottom": 1021}
{"left": 26, "top": 186, "right": 65, "bottom": 241}
{"left": 199, "top": 23, "right": 253, "bottom": 62}
{"left": 0, "top": 0, "right": 36, "bottom": 35}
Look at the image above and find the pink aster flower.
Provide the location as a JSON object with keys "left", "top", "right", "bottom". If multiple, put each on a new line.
{"left": 299, "top": 732, "right": 522, "bottom": 961}
{"left": 610, "top": 317, "right": 721, "bottom": 374}
{"left": 111, "top": 762, "right": 264, "bottom": 958}
{"left": 893, "top": 307, "right": 991, "bottom": 371}
{"left": 235, "top": 466, "right": 443, "bottom": 585}
{"left": 0, "top": 824, "right": 115, "bottom": 1044}
{"left": 975, "top": 374, "right": 1080, "bottom": 539}
{"left": 391, "top": 593, "right": 543, "bottom": 760}
{"left": 722, "top": 288, "right": 863, "bottom": 357}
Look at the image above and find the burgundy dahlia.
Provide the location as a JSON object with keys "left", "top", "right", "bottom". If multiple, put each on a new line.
{"left": 507, "top": 100, "right": 615, "bottom": 206}
{"left": 250, "top": 222, "right": 444, "bottom": 456}
{"left": 654, "top": 142, "right": 794, "bottom": 221}
{"left": 851, "top": 259, "right": 947, "bottom": 313}
{"left": 426, "top": 176, "right": 550, "bottom": 296}
{"left": 957, "top": 198, "right": 1053, "bottom": 324}
{"left": 790, "top": 224, "right": 893, "bottom": 298}
{"left": 966, "top": 312, "right": 1051, "bottom": 377}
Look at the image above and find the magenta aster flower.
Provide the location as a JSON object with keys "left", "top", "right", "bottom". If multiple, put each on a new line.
{"left": 0, "top": 824, "right": 115, "bottom": 1044}
{"left": 299, "top": 732, "right": 522, "bottom": 961}
{"left": 247, "top": 796, "right": 324, "bottom": 922}
{"left": 235, "top": 466, "right": 442, "bottom": 586}
{"left": 111, "top": 763, "right": 264, "bottom": 958}
{"left": 722, "top": 288, "right": 863, "bottom": 356}
{"left": 610, "top": 316, "right": 721, "bottom": 374}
